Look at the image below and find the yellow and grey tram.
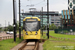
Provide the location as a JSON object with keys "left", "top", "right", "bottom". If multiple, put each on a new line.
{"left": 23, "top": 17, "right": 41, "bottom": 39}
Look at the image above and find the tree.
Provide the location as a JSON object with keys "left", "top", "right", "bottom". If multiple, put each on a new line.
{"left": 4, "top": 28, "right": 8, "bottom": 31}
{"left": 8, "top": 25, "right": 13, "bottom": 31}
{"left": 49, "top": 24, "right": 57, "bottom": 30}
{"left": 42, "top": 25, "right": 46, "bottom": 30}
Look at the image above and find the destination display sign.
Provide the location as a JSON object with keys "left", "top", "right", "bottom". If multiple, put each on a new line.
{"left": 26, "top": 19, "right": 37, "bottom": 21}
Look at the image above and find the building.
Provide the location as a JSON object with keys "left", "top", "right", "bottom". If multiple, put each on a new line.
{"left": 62, "top": 10, "right": 75, "bottom": 28}
{"left": 21, "top": 11, "right": 61, "bottom": 27}
{"left": 62, "top": 0, "right": 75, "bottom": 28}
{"left": 51, "top": 15, "right": 61, "bottom": 27}
{"left": 68, "top": 0, "right": 75, "bottom": 10}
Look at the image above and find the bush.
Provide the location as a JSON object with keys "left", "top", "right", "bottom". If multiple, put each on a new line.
{"left": 4, "top": 28, "right": 8, "bottom": 31}
{"left": 63, "top": 30, "right": 69, "bottom": 33}
{"left": 58, "top": 30, "right": 69, "bottom": 34}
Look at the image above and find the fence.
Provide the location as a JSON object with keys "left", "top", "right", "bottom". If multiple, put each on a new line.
{"left": 50, "top": 35, "right": 75, "bottom": 41}
{"left": 0, "top": 34, "right": 23, "bottom": 41}
{"left": 54, "top": 29, "right": 75, "bottom": 35}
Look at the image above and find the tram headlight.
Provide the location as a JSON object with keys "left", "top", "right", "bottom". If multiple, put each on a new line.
{"left": 26, "top": 32, "right": 28, "bottom": 35}
{"left": 35, "top": 32, "right": 37, "bottom": 35}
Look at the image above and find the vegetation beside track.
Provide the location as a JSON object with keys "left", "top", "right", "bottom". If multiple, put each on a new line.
{"left": 43, "top": 38, "right": 75, "bottom": 50}
{"left": 0, "top": 37, "right": 23, "bottom": 50}
{"left": 42, "top": 31, "right": 75, "bottom": 50}
{"left": 41, "top": 33, "right": 47, "bottom": 39}
{"left": 42, "top": 31, "right": 75, "bottom": 39}
{"left": 49, "top": 31, "right": 75, "bottom": 39}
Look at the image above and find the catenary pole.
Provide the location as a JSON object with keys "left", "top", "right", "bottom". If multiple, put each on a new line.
{"left": 13, "top": 0, "right": 17, "bottom": 42}
{"left": 47, "top": 0, "right": 49, "bottom": 39}
{"left": 19, "top": 0, "right": 21, "bottom": 39}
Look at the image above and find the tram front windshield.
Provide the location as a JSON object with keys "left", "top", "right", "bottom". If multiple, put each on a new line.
{"left": 25, "top": 21, "right": 38, "bottom": 31}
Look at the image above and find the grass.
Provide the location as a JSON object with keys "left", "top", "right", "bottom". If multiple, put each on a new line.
{"left": 43, "top": 39, "right": 75, "bottom": 50}
{"left": 0, "top": 37, "right": 23, "bottom": 50}
{"left": 1, "top": 30, "right": 75, "bottom": 50}
{"left": 43, "top": 31, "right": 75, "bottom": 39}
{"left": 42, "top": 31, "right": 75, "bottom": 50}
{"left": 41, "top": 33, "right": 47, "bottom": 39}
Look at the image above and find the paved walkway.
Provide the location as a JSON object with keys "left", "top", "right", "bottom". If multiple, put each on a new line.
{"left": 39, "top": 42, "right": 43, "bottom": 50}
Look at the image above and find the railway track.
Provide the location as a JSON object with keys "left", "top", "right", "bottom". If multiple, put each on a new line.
{"left": 18, "top": 40, "right": 39, "bottom": 50}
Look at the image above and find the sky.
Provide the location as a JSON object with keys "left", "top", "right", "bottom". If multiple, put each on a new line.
{"left": 0, "top": 0, "right": 68, "bottom": 27}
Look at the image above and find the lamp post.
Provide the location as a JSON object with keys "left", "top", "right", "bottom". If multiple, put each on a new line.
{"left": 42, "top": 7, "right": 43, "bottom": 36}
{"left": 60, "top": 16, "right": 63, "bottom": 34}
{"left": 5, "top": 20, "right": 6, "bottom": 32}
{"left": 70, "top": 29, "right": 72, "bottom": 35}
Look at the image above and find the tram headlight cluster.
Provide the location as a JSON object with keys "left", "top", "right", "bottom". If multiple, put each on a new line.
{"left": 35, "top": 32, "right": 38, "bottom": 35}
{"left": 26, "top": 32, "right": 28, "bottom": 35}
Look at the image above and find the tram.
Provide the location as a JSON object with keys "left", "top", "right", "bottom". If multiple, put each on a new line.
{"left": 23, "top": 17, "right": 41, "bottom": 39}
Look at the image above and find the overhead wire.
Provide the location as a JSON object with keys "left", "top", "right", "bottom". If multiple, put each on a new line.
{"left": 21, "top": 0, "right": 46, "bottom": 7}
{"left": 34, "top": 0, "right": 45, "bottom": 6}
{"left": 21, "top": 0, "right": 47, "bottom": 11}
